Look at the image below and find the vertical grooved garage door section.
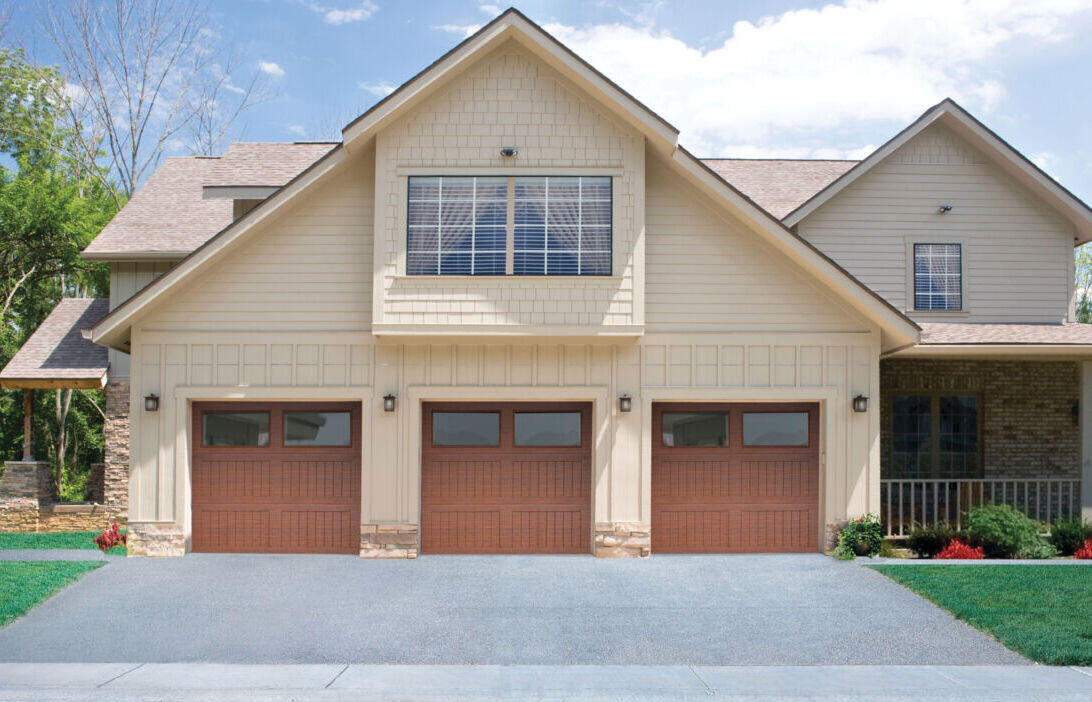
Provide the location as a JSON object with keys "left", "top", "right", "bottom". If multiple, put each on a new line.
{"left": 652, "top": 402, "right": 820, "bottom": 553}
{"left": 192, "top": 402, "right": 361, "bottom": 554}
{"left": 421, "top": 402, "right": 591, "bottom": 554}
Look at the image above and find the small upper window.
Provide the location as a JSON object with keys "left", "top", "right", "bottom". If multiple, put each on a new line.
{"left": 914, "top": 243, "right": 962, "bottom": 311}
{"left": 203, "top": 412, "right": 269, "bottom": 447}
{"left": 432, "top": 412, "right": 500, "bottom": 446}
{"left": 513, "top": 176, "right": 611, "bottom": 276}
{"left": 284, "top": 411, "right": 351, "bottom": 447}
{"left": 407, "top": 176, "right": 507, "bottom": 276}
{"left": 662, "top": 412, "right": 729, "bottom": 447}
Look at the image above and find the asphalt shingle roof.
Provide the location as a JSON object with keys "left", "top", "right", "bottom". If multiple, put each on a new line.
{"left": 0, "top": 298, "right": 109, "bottom": 385}
{"left": 700, "top": 159, "right": 859, "bottom": 219}
{"left": 919, "top": 322, "right": 1092, "bottom": 345}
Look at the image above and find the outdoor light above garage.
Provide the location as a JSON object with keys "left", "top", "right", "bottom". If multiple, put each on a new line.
{"left": 618, "top": 394, "right": 632, "bottom": 412}
{"left": 852, "top": 395, "right": 869, "bottom": 413}
{"left": 383, "top": 394, "right": 397, "bottom": 412}
{"left": 144, "top": 394, "right": 159, "bottom": 412}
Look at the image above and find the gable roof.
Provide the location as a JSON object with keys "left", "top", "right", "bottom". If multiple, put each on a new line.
{"left": 82, "top": 143, "right": 337, "bottom": 261}
{"left": 701, "top": 159, "right": 857, "bottom": 219}
{"left": 782, "top": 99, "right": 1092, "bottom": 243}
{"left": 91, "top": 7, "right": 920, "bottom": 352}
{"left": 0, "top": 298, "right": 110, "bottom": 389}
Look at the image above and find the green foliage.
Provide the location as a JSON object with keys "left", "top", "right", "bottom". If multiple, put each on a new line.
{"left": 834, "top": 514, "right": 884, "bottom": 560}
{"left": 906, "top": 523, "right": 959, "bottom": 559}
{"left": 965, "top": 505, "right": 1055, "bottom": 559}
{"left": 1049, "top": 517, "right": 1092, "bottom": 557}
{"left": 871, "top": 564, "right": 1092, "bottom": 665}
{"left": 878, "top": 540, "right": 903, "bottom": 558}
{"left": 1076, "top": 244, "right": 1092, "bottom": 323}
{"left": 0, "top": 561, "right": 103, "bottom": 627}
{"left": 0, "top": 530, "right": 106, "bottom": 550}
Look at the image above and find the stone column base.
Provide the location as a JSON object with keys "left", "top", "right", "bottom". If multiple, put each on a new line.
{"left": 594, "top": 522, "right": 651, "bottom": 558}
{"left": 360, "top": 523, "right": 419, "bottom": 558}
{"left": 825, "top": 520, "right": 848, "bottom": 556}
{"left": 127, "top": 522, "right": 185, "bottom": 557}
{"left": 0, "top": 497, "right": 41, "bottom": 532}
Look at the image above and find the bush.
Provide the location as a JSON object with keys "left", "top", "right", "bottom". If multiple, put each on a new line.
{"left": 965, "top": 505, "right": 1054, "bottom": 559}
{"left": 906, "top": 523, "right": 957, "bottom": 559}
{"left": 1049, "top": 517, "right": 1092, "bottom": 556}
{"left": 936, "top": 539, "right": 984, "bottom": 559}
{"left": 93, "top": 523, "right": 127, "bottom": 553}
{"left": 1074, "top": 538, "right": 1092, "bottom": 559}
{"left": 834, "top": 514, "right": 883, "bottom": 560}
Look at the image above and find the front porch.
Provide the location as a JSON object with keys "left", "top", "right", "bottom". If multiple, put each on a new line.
{"left": 879, "top": 357, "right": 1090, "bottom": 536}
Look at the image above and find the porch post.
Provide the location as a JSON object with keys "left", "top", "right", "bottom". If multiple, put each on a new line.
{"left": 1082, "top": 362, "right": 1092, "bottom": 522}
{"left": 21, "top": 389, "right": 32, "bottom": 461}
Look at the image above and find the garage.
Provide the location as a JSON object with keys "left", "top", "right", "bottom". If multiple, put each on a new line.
{"left": 191, "top": 401, "right": 361, "bottom": 554}
{"left": 421, "top": 402, "right": 592, "bottom": 554}
{"left": 652, "top": 402, "right": 820, "bottom": 553}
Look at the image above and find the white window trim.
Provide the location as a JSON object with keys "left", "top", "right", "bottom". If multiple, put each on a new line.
{"left": 904, "top": 236, "right": 970, "bottom": 316}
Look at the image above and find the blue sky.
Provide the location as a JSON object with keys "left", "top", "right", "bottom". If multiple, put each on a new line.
{"left": 15, "top": 0, "right": 1092, "bottom": 201}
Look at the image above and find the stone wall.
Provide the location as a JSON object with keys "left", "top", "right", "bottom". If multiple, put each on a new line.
{"left": 127, "top": 522, "right": 184, "bottom": 557}
{"left": 881, "top": 359, "right": 1080, "bottom": 480}
{"left": 360, "top": 523, "right": 419, "bottom": 558}
{"left": 593, "top": 522, "right": 651, "bottom": 558}
{"left": 103, "top": 380, "right": 129, "bottom": 515}
{"left": 0, "top": 461, "right": 125, "bottom": 533}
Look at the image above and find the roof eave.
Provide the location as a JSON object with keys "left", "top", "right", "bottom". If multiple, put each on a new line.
{"left": 0, "top": 375, "right": 107, "bottom": 390}
{"left": 81, "top": 250, "right": 190, "bottom": 262}
{"left": 891, "top": 343, "right": 1092, "bottom": 359}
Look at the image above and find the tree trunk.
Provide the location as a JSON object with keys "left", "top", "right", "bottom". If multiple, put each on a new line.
{"left": 53, "top": 389, "right": 73, "bottom": 494}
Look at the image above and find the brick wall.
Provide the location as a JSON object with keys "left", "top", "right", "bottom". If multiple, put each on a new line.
{"left": 881, "top": 359, "right": 1080, "bottom": 480}
{"left": 103, "top": 380, "right": 129, "bottom": 516}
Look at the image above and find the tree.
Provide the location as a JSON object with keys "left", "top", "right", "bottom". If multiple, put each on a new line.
{"left": 1075, "top": 244, "right": 1092, "bottom": 323}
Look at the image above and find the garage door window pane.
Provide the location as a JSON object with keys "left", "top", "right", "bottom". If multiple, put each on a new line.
{"left": 514, "top": 412, "right": 581, "bottom": 446}
{"left": 432, "top": 412, "right": 500, "bottom": 446}
{"left": 662, "top": 413, "right": 729, "bottom": 447}
{"left": 742, "top": 413, "right": 808, "bottom": 446}
{"left": 203, "top": 412, "right": 269, "bottom": 446}
{"left": 284, "top": 411, "right": 351, "bottom": 446}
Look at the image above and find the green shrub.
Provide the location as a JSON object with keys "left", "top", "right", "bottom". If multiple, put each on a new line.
{"left": 906, "top": 523, "right": 956, "bottom": 559}
{"left": 834, "top": 514, "right": 883, "bottom": 560}
{"left": 965, "top": 505, "right": 1054, "bottom": 559}
{"left": 1049, "top": 517, "right": 1092, "bottom": 556}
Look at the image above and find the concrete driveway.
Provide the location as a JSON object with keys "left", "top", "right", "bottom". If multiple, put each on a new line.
{"left": 0, "top": 554, "right": 1025, "bottom": 665}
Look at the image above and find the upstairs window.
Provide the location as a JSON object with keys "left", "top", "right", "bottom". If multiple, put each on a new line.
{"left": 913, "top": 243, "right": 962, "bottom": 311}
{"left": 406, "top": 175, "right": 611, "bottom": 276}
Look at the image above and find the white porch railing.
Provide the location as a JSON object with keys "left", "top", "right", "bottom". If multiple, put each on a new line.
{"left": 880, "top": 478, "right": 1082, "bottom": 537}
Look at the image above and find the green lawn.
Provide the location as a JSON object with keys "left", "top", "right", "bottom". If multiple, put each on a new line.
{"left": 871, "top": 565, "right": 1092, "bottom": 665}
{"left": 0, "top": 531, "right": 124, "bottom": 555}
{"left": 0, "top": 561, "right": 103, "bottom": 627}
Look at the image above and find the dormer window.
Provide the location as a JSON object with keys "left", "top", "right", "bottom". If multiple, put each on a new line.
{"left": 913, "top": 243, "right": 962, "bottom": 311}
{"left": 406, "top": 175, "right": 612, "bottom": 276}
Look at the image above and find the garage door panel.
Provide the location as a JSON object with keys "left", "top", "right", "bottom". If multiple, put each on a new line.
{"left": 192, "top": 402, "right": 361, "bottom": 554}
{"left": 652, "top": 403, "right": 820, "bottom": 553}
{"left": 421, "top": 402, "right": 591, "bottom": 555}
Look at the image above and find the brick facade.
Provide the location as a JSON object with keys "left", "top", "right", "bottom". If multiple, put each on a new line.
{"left": 881, "top": 359, "right": 1080, "bottom": 480}
{"left": 103, "top": 380, "right": 129, "bottom": 515}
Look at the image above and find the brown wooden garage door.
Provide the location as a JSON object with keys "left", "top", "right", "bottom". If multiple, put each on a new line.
{"left": 652, "top": 402, "right": 819, "bottom": 553}
{"left": 421, "top": 402, "right": 591, "bottom": 554}
{"left": 191, "top": 401, "right": 361, "bottom": 554}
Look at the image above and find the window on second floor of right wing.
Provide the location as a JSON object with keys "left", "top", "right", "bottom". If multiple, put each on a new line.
{"left": 913, "top": 243, "right": 962, "bottom": 311}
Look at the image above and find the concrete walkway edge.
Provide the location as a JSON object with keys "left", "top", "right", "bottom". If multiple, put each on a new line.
{"left": 0, "top": 663, "right": 1088, "bottom": 700}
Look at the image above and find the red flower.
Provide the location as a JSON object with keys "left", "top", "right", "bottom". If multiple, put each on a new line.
{"left": 936, "top": 539, "right": 984, "bottom": 559}
{"left": 1075, "top": 538, "right": 1092, "bottom": 560}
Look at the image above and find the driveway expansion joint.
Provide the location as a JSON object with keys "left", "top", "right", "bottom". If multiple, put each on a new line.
{"left": 97, "top": 663, "right": 143, "bottom": 688}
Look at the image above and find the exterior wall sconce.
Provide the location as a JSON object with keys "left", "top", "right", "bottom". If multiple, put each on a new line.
{"left": 852, "top": 395, "right": 869, "bottom": 413}
{"left": 499, "top": 146, "right": 518, "bottom": 158}
{"left": 383, "top": 394, "right": 397, "bottom": 412}
{"left": 144, "top": 394, "right": 159, "bottom": 412}
{"left": 618, "top": 394, "right": 632, "bottom": 413}
{"left": 937, "top": 205, "right": 953, "bottom": 214}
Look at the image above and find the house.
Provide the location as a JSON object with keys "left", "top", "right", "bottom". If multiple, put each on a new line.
{"left": 2, "top": 8, "right": 1090, "bottom": 556}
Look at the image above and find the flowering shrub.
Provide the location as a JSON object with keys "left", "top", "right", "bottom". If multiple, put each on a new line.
{"left": 936, "top": 539, "right": 984, "bottom": 559}
{"left": 834, "top": 514, "right": 884, "bottom": 560}
{"left": 93, "top": 522, "right": 127, "bottom": 553}
{"left": 1074, "top": 538, "right": 1092, "bottom": 560}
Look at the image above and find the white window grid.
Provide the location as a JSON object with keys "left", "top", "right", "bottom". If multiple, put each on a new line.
{"left": 914, "top": 243, "right": 962, "bottom": 311}
{"left": 513, "top": 176, "right": 612, "bottom": 276}
{"left": 407, "top": 176, "right": 507, "bottom": 276}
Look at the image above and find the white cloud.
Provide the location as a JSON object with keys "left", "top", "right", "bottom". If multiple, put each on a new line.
{"left": 302, "top": 1, "right": 378, "bottom": 25}
{"left": 433, "top": 23, "right": 482, "bottom": 37}
{"left": 541, "top": 0, "right": 1092, "bottom": 156}
{"left": 287, "top": 124, "right": 308, "bottom": 137}
{"left": 478, "top": 4, "right": 501, "bottom": 15}
{"left": 359, "top": 81, "right": 396, "bottom": 97}
{"left": 1032, "top": 151, "right": 1057, "bottom": 170}
{"left": 258, "top": 61, "right": 285, "bottom": 78}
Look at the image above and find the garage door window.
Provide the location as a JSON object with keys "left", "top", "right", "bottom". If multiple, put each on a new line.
{"left": 662, "top": 412, "right": 729, "bottom": 447}
{"left": 514, "top": 412, "right": 581, "bottom": 446}
{"left": 432, "top": 412, "right": 500, "bottom": 446}
{"left": 203, "top": 412, "right": 269, "bottom": 447}
{"left": 742, "top": 412, "right": 808, "bottom": 447}
{"left": 284, "top": 411, "right": 351, "bottom": 446}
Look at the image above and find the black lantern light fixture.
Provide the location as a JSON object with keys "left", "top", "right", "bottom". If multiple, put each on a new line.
{"left": 383, "top": 393, "right": 397, "bottom": 412}
{"left": 144, "top": 393, "right": 159, "bottom": 412}
{"left": 852, "top": 395, "right": 869, "bottom": 413}
{"left": 618, "top": 394, "right": 632, "bottom": 413}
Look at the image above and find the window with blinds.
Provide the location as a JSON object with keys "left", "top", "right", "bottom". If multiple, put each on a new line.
{"left": 406, "top": 176, "right": 507, "bottom": 275}
{"left": 913, "top": 243, "right": 962, "bottom": 311}
{"left": 513, "top": 176, "right": 611, "bottom": 276}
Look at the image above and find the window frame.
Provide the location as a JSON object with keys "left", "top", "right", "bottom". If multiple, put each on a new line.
{"left": 906, "top": 238, "right": 967, "bottom": 314}
{"left": 887, "top": 390, "right": 983, "bottom": 479}
{"left": 402, "top": 173, "right": 615, "bottom": 278}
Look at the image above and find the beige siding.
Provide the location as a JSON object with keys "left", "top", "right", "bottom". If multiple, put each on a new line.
{"left": 137, "top": 149, "right": 375, "bottom": 332}
{"left": 108, "top": 261, "right": 173, "bottom": 378}
{"left": 373, "top": 41, "right": 644, "bottom": 329}
{"left": 798, "top": 123, "right": 1075, "bottom": 323}
{"left": 645, "top": 154, "right": 869, "bottom": 332}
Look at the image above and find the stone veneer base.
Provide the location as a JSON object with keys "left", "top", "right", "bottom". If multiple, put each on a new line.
{"left": 127, "top": 522, "right": 185, "bottom": 557}
{"left": 593, "top": 522, "right": 651, "bottom": 558}
{"left": 360, "top": 523, "right": 419, "bottom": 558}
